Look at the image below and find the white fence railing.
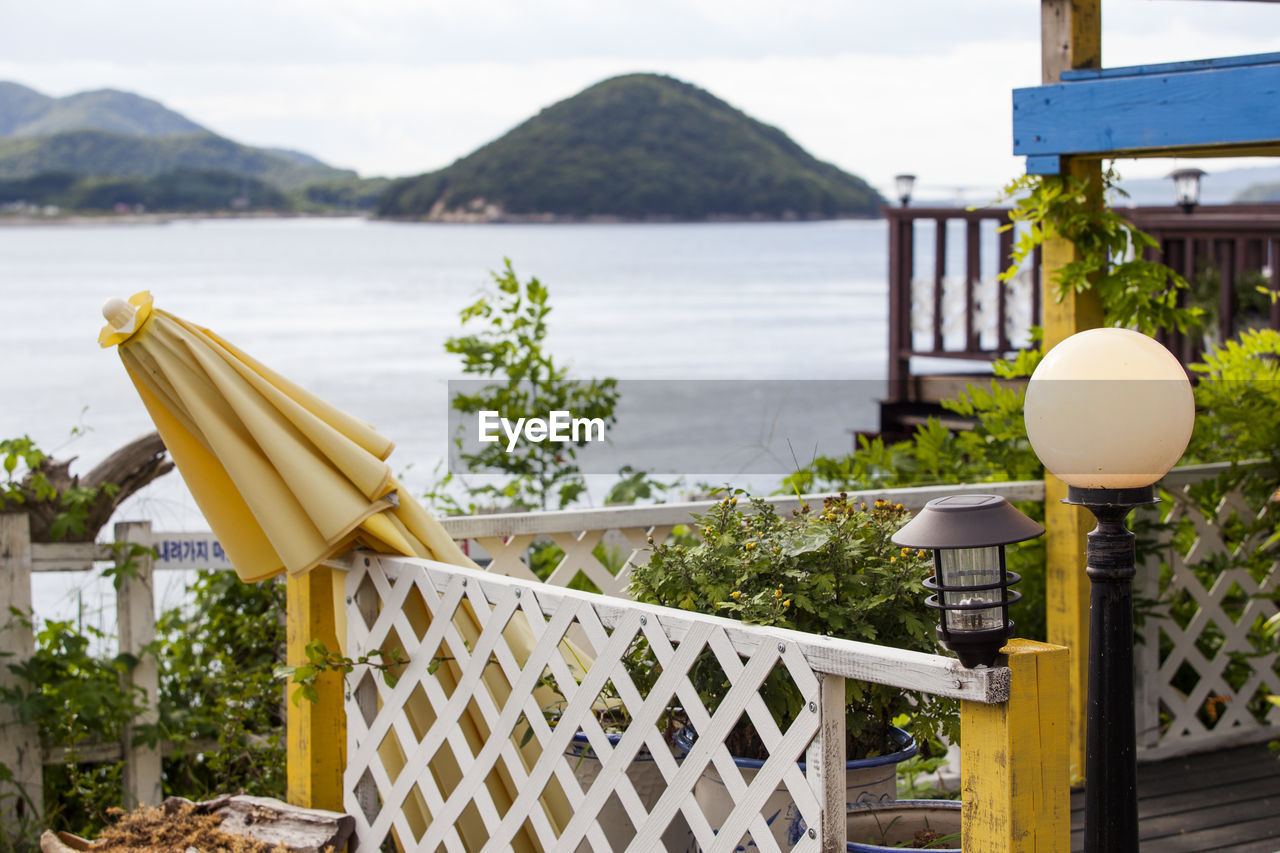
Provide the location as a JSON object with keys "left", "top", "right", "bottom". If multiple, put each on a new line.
{"left": 1135, "top": 464, "right": 1280, "bottom": 758}
{"left": 437, "top": 482, "right": 1047, "bottom": 598}
{"left": 335, "top": 552, "right": 1021, "bottom": 853}
{"left": 438, "top": 470, "right": 1280, "bottom": 760}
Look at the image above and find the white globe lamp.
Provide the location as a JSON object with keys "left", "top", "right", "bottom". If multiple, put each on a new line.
{"left": 1025, "top": 326, "right": 1194, "bottom": 853}
{"left": 1025, "top": 327, "right": 1194, "bottom": 491}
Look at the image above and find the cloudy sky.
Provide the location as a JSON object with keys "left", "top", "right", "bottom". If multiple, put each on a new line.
{"left": 2, "top": 1, "right": 1278, "bottom": 198}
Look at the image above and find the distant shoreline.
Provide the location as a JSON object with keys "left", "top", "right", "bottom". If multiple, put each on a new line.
{"left": 1, "top": 210, "right": 886, "bottom": 227}
{"left": 0, "top": 211, "right": 363, "bottom": 227}
{"left": 377, "top": 211, "right": 882, "bottom": 225}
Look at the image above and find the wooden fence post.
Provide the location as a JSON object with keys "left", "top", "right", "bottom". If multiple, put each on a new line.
{"left": 806, "top": 672, "right": 847, "bottom": 853}
{"left": 115, "top": 521, "right": 163, "bottom": 806}
{"left": 961, "top": 639, "right": 1069, "bottom": 853}
{"left": 0, "top": 513, "right": 43, "bottom": 829}
{"left": 286, "top": 567, "right": 345, "bottom": 810}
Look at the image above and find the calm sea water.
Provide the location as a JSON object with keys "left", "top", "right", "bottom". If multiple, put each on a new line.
{"left": 5, "top": 216, "right": 893, "bottom": 621}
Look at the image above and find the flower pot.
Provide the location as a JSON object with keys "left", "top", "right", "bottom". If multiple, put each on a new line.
{"left": 846, "top": 800, "right": 961, "bottom": 852}
{"left": 567, "top": 731, "right": 694, "bottom": 853}
{"left": 682, "top": 726, "right": 917, "bottom": 851}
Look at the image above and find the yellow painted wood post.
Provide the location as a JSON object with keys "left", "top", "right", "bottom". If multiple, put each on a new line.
{"left": 1039, "top": 0, "right": 1103, "bottom": 785}
{"left": 286, "top": 565, "right": 346, "bottom": 810}
{"left": 961, "top": 639, "right": 1070, "bottom": 853}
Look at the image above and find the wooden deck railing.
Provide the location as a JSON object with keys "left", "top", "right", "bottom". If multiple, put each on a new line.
{"left": 1125, "top": 205, "right": 1280, "bottom": 365}
{"left": 884, "top": 206, "right": 1038, "bottom": 405}
{"left": 883, "top": 203, "right": 1280, "bottom": 411}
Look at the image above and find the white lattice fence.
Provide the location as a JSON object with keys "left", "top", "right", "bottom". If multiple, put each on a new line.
{"left": 340, "top": 554, "right": 1008, "bottom": 853}
{"left": 438, "top": 483, "right": 1046, "bottom": 600}
{"left": 1136, "top": 471, "right": 1280, "bottom": 759}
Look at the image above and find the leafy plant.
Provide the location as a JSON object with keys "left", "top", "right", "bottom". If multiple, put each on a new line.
{"left": 151, "top": 569, "right": 287, "bottom": 800}
{"left": 440, "top": 260, "right": 621, "bottom": 512}
{"left": 998, "top": 168, "right": 1201, "bottom": 336}
{"left": 0, "top": 612, "right": 144, "bottom": 836}
{"left": 0, "top": 759, "right": 41, "bottom": 853}
{"left": 782, "top": 350, "right": 1049, "bottom": 640}
{"left": 0, "top": 436, "right": 118, "bottom": 540}
{"left": 629, "top": 491, "right": 956, "bottom": 760}
{"left": 275, "top": 640, "right": 407, "bottom": 706}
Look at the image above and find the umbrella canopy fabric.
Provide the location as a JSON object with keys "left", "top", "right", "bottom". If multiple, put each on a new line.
{"left": 101, "top": 291, "right": 574, "bottom": 851}
{"left": 100, "top": 291, "right": 469, "bottom": 581}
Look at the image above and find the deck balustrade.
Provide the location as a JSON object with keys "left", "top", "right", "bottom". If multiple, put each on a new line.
{"left": 881, "top": 203, "right": 1280, "bottom": 435}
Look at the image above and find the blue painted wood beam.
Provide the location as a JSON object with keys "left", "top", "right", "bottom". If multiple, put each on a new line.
{"left": 1012, "top": 54, "right": 1280, "bottom": 174}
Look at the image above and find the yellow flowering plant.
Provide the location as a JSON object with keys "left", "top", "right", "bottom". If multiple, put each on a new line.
{"left": 629, "top": 490, "right": 955, "bottom": 760}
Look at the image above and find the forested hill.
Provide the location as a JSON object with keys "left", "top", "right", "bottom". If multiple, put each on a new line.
{"left": 0, "top": 82, "right": 208, "bottom": 137}
{"left": 0, "top": 82, "right": 356, "bottom": 196}
{"left": 377, "top": 73, "right": 884, "bottom": 221}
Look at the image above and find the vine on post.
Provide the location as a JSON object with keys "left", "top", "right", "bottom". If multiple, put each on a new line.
{"left": 998, "top": 167, "right": 1202, "bottom": 335}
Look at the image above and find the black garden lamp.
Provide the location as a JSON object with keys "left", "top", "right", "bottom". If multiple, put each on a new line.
{"left": 892, "top": 495, "right": 1043, "bottom": 669}
{"left": 1024, "top": 327, "right": 1195, "bottom": 853}
{"left": 1168, "top": 167, "right": 1206, "bottom": 214}
{"left": 894, "top": 173, "right": 916, "bottom": 208}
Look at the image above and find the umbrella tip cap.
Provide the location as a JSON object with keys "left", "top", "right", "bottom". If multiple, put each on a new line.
{"left": 103, "top": 297, "right": 136, "bottom": 332}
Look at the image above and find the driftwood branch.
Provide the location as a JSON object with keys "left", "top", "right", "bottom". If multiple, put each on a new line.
{"left": 12, "top": 432, "right": 173, "bottom": 542}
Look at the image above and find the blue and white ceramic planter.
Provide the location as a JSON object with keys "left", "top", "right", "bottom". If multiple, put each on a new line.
{"left": 846, "top": 799, "right": 961, "bottom": 852}
{"left": 681, "top": 726, "right": 918, "bottom": 851}
{"left": 565, "top": 731, "right": 694, "bottom": 853}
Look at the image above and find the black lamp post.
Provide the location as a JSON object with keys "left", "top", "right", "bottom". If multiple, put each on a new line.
{"left": 1025, "top": 328, "right": 1195, "bottom": 853}
{"left": 892, "top": 495, "right": 1043, "bottom": 668}
{"left": 1168, "top": 167, "right": 1206, "bottom": 214}
{"left": 894, "top": 174, "right": 916, "bottom": 208}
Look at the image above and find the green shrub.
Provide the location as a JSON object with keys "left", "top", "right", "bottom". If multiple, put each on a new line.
{"left": 629, "top": 492, "right": 955, "bottom": 759}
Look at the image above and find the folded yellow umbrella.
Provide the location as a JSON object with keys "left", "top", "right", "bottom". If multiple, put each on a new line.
{"left": 100, "top": 291, "right": 575, "bottom": 850}
{"left": 100, "top": 290, "right": 466, "bottom": 581}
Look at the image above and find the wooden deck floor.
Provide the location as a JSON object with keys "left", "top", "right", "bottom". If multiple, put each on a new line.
{"left": 1070, "top": 743, "right": 1280, "bottom": 852}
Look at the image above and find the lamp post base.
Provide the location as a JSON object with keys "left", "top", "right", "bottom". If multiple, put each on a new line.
{"left": 1063, "top": 484, "right": 1157, "bottom": 853}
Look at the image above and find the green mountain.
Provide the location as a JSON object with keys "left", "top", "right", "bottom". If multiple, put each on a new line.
{"left": 377, "top": 73, "right": 884, "bottom": 221}
{"left": 0, "top": 169, "right": 289, "bottom": 212}
{"left": 0, "top": 82, "right": 354, "bottom": 195}
{"left": 0, "top": 83, "right": 54, "bottom": 135}
{"left": 0, "top": 129, "right": 352, "bottom": 191}
{"left": 1235, "top": 181, "right": 1280, "bottom": 203}
{"left": 0, "top": 83, "right": 208, "bottom": 137}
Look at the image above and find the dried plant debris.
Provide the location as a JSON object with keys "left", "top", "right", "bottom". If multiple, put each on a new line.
{"left": 39, "top": 796, "right": 351, "bottom": 853}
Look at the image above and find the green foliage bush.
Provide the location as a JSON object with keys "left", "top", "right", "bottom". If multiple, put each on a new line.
{"left": 629, "top": 492, "right": 956, "bottom": 759}
{"left": 0, "top": 566, "right": 287, "bottom": 843}
{"left": 783, "top": 351, "right": 1050, "bottom": 640}
{"left": 151, "top": 569, "right": 286, "bottom": 801}
{"left": 0, "top": 617, "right": 143, "bottom": 836}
